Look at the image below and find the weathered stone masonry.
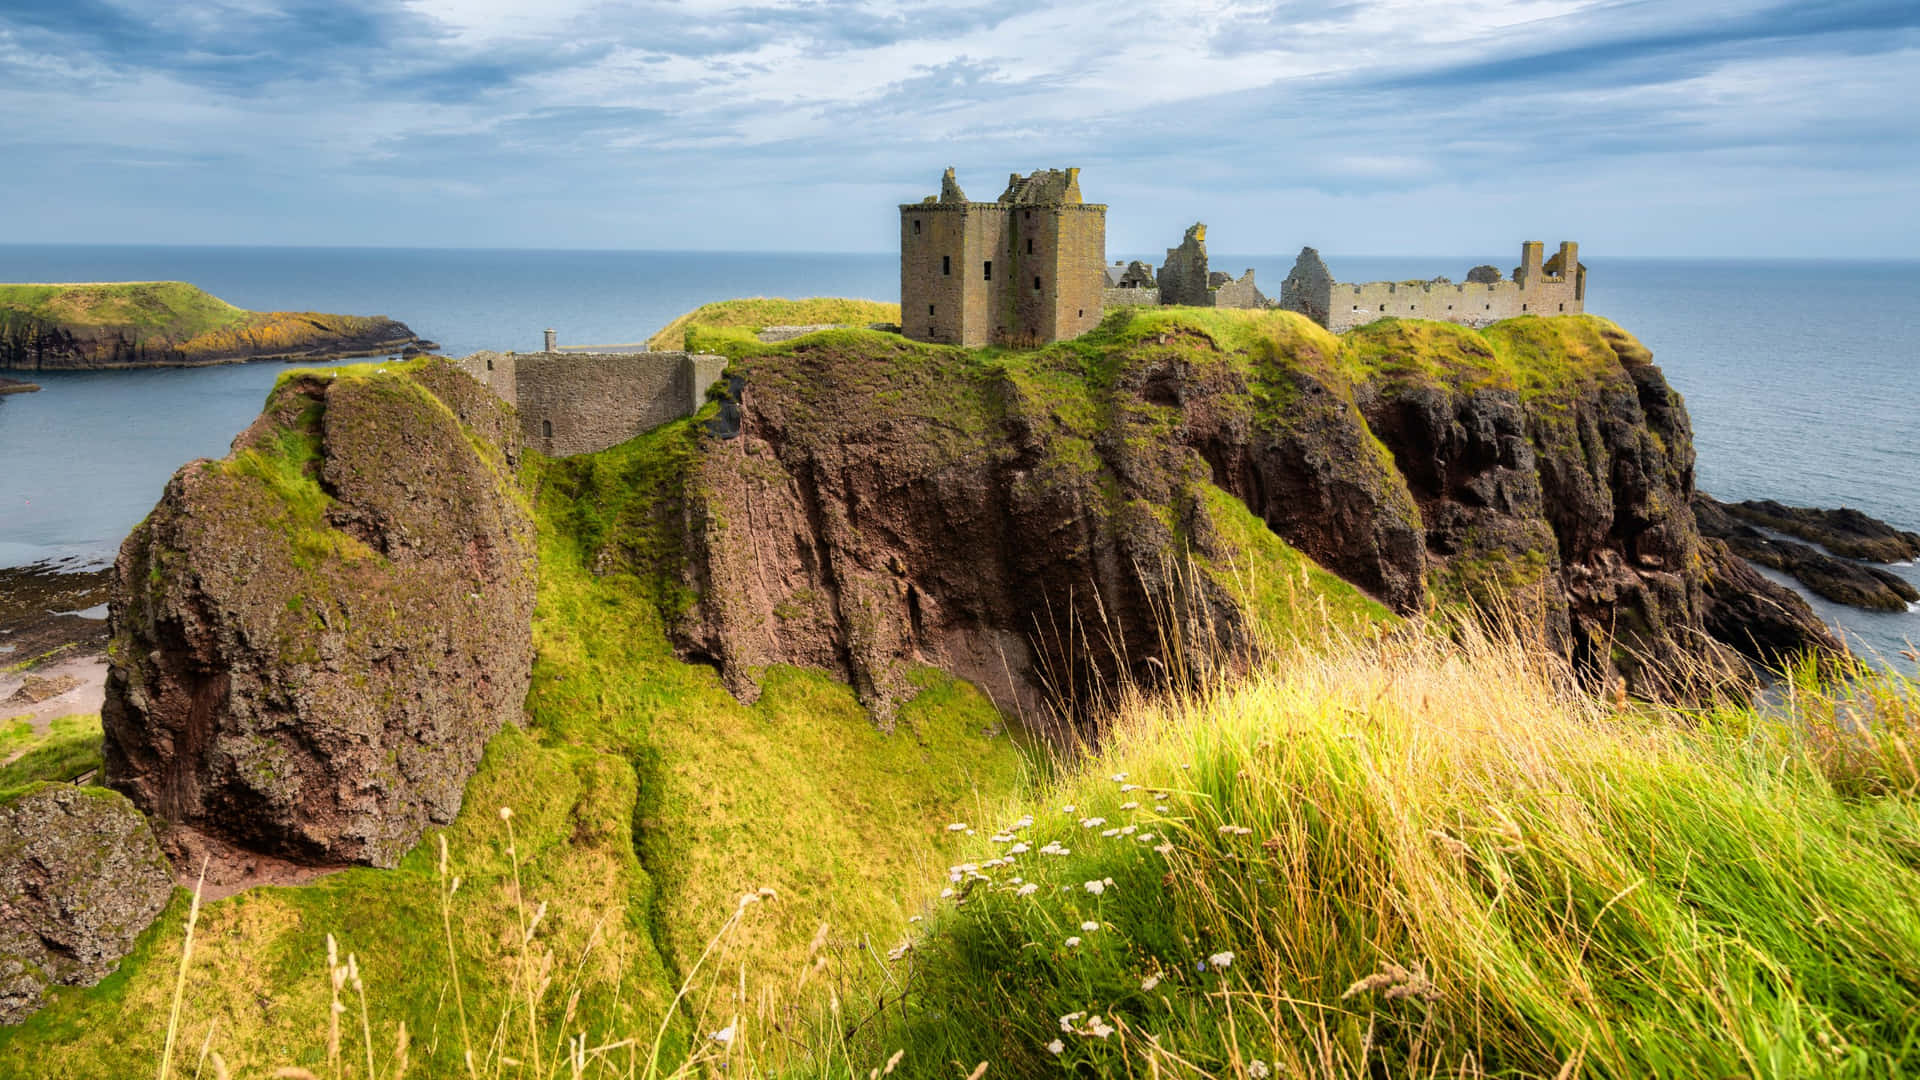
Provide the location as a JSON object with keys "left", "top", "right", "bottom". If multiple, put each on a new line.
{"left": 453, "top": 347, "right": 727, "bottom": 458}
{"left": 900, "top": 167, "right": 1108, "bottom": 348}
{"left": 1279, "top": 242, "right": 1586, "bottom": 332}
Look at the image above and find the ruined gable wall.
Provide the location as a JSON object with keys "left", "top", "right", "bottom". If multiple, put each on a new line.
{"left": 1211, "top": 269, "right": 1264, "bottom": 310}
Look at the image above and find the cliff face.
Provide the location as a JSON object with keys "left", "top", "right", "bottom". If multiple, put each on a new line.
{"left": 102, "top": 359, "right": 535, "bottom": 870}
{"left": 653, "top": 310, "right": 1821, "bottom": 719}
{"left": 0, "top": 282, "right": 423, "bottom": 371}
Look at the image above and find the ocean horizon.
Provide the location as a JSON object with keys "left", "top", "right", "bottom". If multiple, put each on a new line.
{"left": 2, "top": 244, "right": 1915, "bottom": 658}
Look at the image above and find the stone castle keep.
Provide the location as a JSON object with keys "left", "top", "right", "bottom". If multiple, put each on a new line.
{"left": 900, "top": 167, "right": 1108, "bottom": 347}
{"left": 903, "top": 165, "right": 1585, "bottom": 344}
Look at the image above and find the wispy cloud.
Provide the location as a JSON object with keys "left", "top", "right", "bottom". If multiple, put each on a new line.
{"left": 0, "top": 0, "right": 1913, "bottom": 253}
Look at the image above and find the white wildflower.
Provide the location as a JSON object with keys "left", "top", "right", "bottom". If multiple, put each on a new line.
{"left": 1120, "top": 801, "right": 1139, "bottom": 810}
{"left": 1083, "top": 879, "right": 1107, "bottom": 895}
{"left": 1110, "top": 772, "right": 1128, "bottom": 782}
{"left": 1059, "top": 1012, "right": 1085, "bottom": 1032}
{"left": 1065, "top": 936, "right": 1082, "bottom": 947}
{"left": 1120, "top": 784, "right": 1140, "bottom": 792}
{"left": 1087, "top": 1016, "right": 1114, "bottom": 1039}
{"left": 710, "top": 1025, "right": 735, "bottom": 1044}
{"left": 1008, "top": 842, "right": 1031, "bottom": 855}
{"left": 1208, "top": 951, "right": 1235, "bottom": 970}
{"left": 1081, "top": 921, "right": 1099, "bottom": 932}
{"left": 1080, "top": 817, "right": 1106, "bottom": 829}
{"left": 1121, "top": 825, "right": 1138, "bottom": 835}
{"left": 939, "top": 888, "right": 954, "bottom": 899}
{"left": 1062, "top": 804, "right": 1076, "bottom": 813}
{"left": 1101, "top": 828, "right": 1121, "bottom": 838}
{"left": 1154, "top": 842, "right": 1174, "bottom": 855}
{"left": 1248, "top": 1061, "right": 1271, "bottom": 1079}
{"left": 989, "top": 834, "right": 1015, "bottom": 844}
{"left": 947, "top": 823, "right": 968, "bottom": 832}
{"left": 1016, "top": 883, "right": 1039, "bottom": 896}
{"left": 1140, "top": 974, "right": 1160, "bottom": 991}
{"left": 1047, "top": 1039, "right": 1064, "bottom": 1055}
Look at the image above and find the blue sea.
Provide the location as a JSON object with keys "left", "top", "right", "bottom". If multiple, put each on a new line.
{"left": 1, "top": 245, "right": 1914, "bottom": 660}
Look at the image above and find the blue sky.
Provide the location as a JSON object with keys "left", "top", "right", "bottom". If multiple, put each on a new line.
{"left": 2, "top": 0, "right": 1914, "bottom": 254}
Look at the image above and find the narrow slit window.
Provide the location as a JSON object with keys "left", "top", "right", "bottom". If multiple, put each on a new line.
{"left": 928, "top": 304, "right": 935, "bottom": 315}
{"left": 984, "top": 260, "right": 992, "bottom": 281}
{"left": 1033, "top": 276, "right": 1042, "bottom": 293}
{"left": 942, "top": 255, "right": 950, "bottom": 276}
{"left": 913, "top": 219, "right": 921, "bottom": 235}
{"left": 1026, "top": 238, "right": 1034, "bottom": 254}
{"left": 542, "top": 419, "right": 553, "bottom": 439}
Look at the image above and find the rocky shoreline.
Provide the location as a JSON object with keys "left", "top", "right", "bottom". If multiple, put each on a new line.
{"left": 0, "top": 561, "right": 112, "bottom": 673}
{"left": 1694, "top": 493, "right": 1920, "bottom": 612}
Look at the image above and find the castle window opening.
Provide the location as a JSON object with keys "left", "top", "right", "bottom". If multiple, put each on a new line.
{"left": 485, "top": 357, "right": 493, "bottom": 371}
{"left": 1559, "top": 303, "right": 1565, "bottom": 311}
{"left": 913, "top": 219, "right": 921, "bottom": 234}
{"left": 1522, "top": 304, "right": 1528, "bottom": 311}
{"left": 942, "top": 255, "right": 950, "bottom": 276}
{"left": 929, "top": 304, "right": 935, "bottom": 315}
{"left": 984, "top": 260, "right": 992, "bottom": 281}
{"left": 1033, "top": 276, "right": 1042, "bottom": 293}
{"left": 1027, "top": 238, "right": 1033, "bottom": 254}
{"left": 542, "top": 419, "right": 552, "bottom": 439}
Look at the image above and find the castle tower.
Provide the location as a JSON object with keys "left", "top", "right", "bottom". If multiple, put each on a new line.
{"left": 900, "top": 167, "right": 1107, "bottom": 347}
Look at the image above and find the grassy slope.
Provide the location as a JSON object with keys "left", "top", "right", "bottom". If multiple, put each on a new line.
{"left": 0, "top": 281, "right": 405, "bottom": 359}
{"left": 0, "top": 302, "right": 1717, "bottom": 1076}
{"left": 868, "top": 634, "right": 1920, "bottom": 1079}
{"left": 646, "top": 297, "right": 900, "bottom": 351}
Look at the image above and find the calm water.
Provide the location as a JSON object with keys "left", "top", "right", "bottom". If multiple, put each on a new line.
{"left": 1, "top": 246, "right": 1914, "bottom": 658}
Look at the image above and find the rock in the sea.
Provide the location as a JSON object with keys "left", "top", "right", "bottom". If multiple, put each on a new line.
{"left": 1696, "top": 537, "right": 1845, "bottom": 664}
{"left": 102, "top": 359, "right": 536, "bottom": 869}
{"left": 1721, "top": 498, "right": 1920, "bottom": 564}
{"left": 0, "top": 783, "right": 173, "bottom": 1025}
{"left": 1695, "top": 493, "right": 1920, "bottom": 611}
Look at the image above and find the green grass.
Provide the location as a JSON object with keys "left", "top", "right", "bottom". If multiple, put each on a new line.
{"left": 0, "top": 282, "right": 246, "bottom": 336}
{"left": 848, "top": 631, "right": 1920, "bottom": 1078}
{"left": 0, "top": 713, "right": 103, "bottom": 792}
{"left": 647, "top": 297, "right": 901, "bottom": 351}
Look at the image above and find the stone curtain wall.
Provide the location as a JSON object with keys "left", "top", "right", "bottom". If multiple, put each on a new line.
{"left": 1281, "top": 242, "right": 1584, "bottom": 332}
{"left": 452, "top": 349, "right": 726, "bottom": 457}
{"left": 1103, "top": 287, "right": 1162, "bottom": 308}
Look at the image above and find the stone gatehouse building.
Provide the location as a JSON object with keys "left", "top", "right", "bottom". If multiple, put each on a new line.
{"left": 900, "top": 167, "right": 1108, "bottom": 347}
{"left": 453, "top": 344, "right": 726, "bottom": 458}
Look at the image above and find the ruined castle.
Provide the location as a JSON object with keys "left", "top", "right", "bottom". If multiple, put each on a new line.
{"left": 902, "top": 166, "right": 1585, "bottom": 343}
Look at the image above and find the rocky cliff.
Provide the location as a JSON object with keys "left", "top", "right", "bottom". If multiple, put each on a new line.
{"left": 101, "top": 358, "right": 535, "bottom": 871}
{"left": 639, "top": 309, "right": 1830, "bottom": 719}
{"left": 0, "top": 282, "right": 425, "bottom": 371}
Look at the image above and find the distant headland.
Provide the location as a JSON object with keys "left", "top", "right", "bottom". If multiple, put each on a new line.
{"left": 0, "top": 281, "right": 433, "bottom": 371}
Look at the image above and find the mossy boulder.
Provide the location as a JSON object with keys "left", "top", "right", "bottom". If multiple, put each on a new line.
{"left": 0, "top": 783, "right": 172, "bottom": 1025}
{"left": 101, "top": 358, "right": 536, "bottom": 869}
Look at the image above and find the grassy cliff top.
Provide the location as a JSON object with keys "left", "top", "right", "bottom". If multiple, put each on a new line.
{"left": 645, "top": 296, "right": 900, "bottom": 351}
{"left": 0, "top": 281, "right": 248, "bottom": 337}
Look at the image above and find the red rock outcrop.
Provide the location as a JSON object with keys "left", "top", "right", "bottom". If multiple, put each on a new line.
{"left": 101, "top": 359, "right": 535, "bottom": 869}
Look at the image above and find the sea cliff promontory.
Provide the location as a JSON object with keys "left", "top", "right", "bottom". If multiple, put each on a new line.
{"left": 0, "top": 281, "right": 427, "bottom": 370}
{"left": 7, "top": 303, "right": 1906, "bottom": 1079}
